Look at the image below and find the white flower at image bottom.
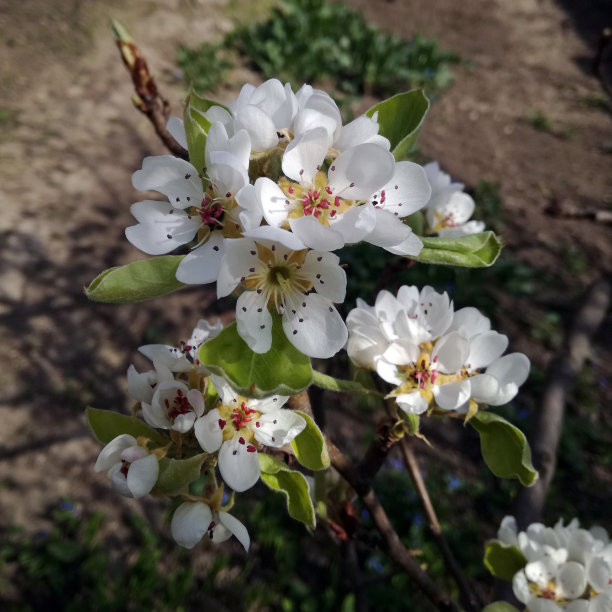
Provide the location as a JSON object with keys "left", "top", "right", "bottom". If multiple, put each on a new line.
{"left": 194, "top": 375, "right": 305, "bottom": 492}
{"left": 94, "top": 434, "right": 159, "bottom": 498}
{"left": 217, "top": 226, "right": 348, "bottom": 358}
{"left": 171, "top": 501, "right": 250, "bottom": 552}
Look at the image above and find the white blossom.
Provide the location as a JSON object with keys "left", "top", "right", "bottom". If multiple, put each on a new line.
{"left": 194, "top": 375, "right": 305, "bottom": 492}
{"left": 94, "top": 434, "right": 159, "bottom": 498}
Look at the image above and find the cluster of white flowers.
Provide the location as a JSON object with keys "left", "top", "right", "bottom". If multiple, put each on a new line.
{"left": 347, "top": 285, "right": 530, "bottom": 415}
{"left": 126, "top": 79, "right": 433, "bottom": 359}
{"left": 497, "top": 516, "right": 612, "bottom": 612}
{"left": 422, "top": 161, "right": 485, "bottom": 237}
{"left": 95, "top": 319, "right": 307, "bottom": 552}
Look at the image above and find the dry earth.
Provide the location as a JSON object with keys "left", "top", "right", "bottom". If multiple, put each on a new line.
{"left": 0, "top": 0, "right": 611, "bottom": 606}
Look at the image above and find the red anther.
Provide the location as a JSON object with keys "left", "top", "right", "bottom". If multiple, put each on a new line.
{"left": 325, "top": 186, "right": 332, "bottom": 194}
{"left": 380, "top": 189, "right": 386, "bottom": 204}
{"left": 218, "top": 419, "right": 226, "bottom": 429}
{"left": 330, "top": 210, "right": 336, "bottom": 217}
{"left": 288, "top": 185, "right": 294, "bottom": 194}
{"left": 225, "top": 192, "right": 231, "bottom": 198}
{"left": 246, "top": 445, "right": 256, "bottom": 453}
{"left": 255, "top": 421, "right": 260, "bottom": 427}
{"left": 238, "top": 437, "right": 245, "bottom": 445}
{"left": 334, "top": 196, "right": 340, "bottom": 207}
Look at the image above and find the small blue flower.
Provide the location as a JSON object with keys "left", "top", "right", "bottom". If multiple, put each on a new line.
{"left": 447, "top": 476, "right": 461, "bottom": 491}
{"left": 366, "top": 556, "right": 384, "bottom": 573}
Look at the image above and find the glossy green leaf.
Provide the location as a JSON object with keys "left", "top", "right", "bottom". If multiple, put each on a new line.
{"left": 183, "top": 86, "right": 212, "bottom": 179}
{"left": 86, "top": 407, "right": 167, "bottom": 446}
{"left": 84, "top": 256, "right": 186, "bottom": 303}
{"left": 410, "top": 232, "right": 502, "bottom": 267}
{"left": 470, "top": 412, "right": 538, "bottom": 486}
{"left": 484, "top": 540, "right": 527, "bottom": 581}
{"left": 366, "top": 89, "right": 430, "bottom": 160}
{"left": 311, "top": 370, "right": 384, "bottom": 397}
{"left": 482, "top": 604, "right": 520, "bottom": 612}
{"left": 198, "top": 312, "right": 313, "bottom": 398}
{"left": 258, "top": 454, "right": 316, "bottom": 529}
{"left": 154, "top": 454, "right": 206, "bottom": 496}
{"left": 291, "top": 411, "right": 330, "bottom": 471}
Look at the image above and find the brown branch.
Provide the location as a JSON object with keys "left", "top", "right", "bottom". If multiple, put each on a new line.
{"left": 291, "top": 392, "right": 460, "bottom": 612}
{"left": 112, "top": 20, "right": 189, "bottom": 160}
{"left": 513, "top": 280, "right": 610, "bottom": 529}
{"left": 400, "top": 438, "right": 482, "bottom": 612}
{"left": 544, "top": 199, "right": 612, "bottom": 225}
{"left": 593, "top": 27, "right": 612, "bottom": 101}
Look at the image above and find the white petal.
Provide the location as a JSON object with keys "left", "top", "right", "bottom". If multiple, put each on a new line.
{"left": 141, "top": 400, "right": 170, "bottom": 429}
{"left": 328, "top": 144, "right": 395, "bottom": 200}
{"left": 433, "top": 379, "right": 471, "bottom": 411}
{"left": 234, "top": 105, "right": 277, "bottom": 151}
{"left": 589, "top": 591, "right": 612, "bottom": 612}
{"left": 557, "top": 561, "right": 587, "bottom": 599}
{"left": 366, "top": 208, "right": 415, "bottom": 248}
{"left": 218, "top": 438, "right": 260, "bottom": 492}
{"left": 486, "top": 353, "right": 531, "bottom": 405}
{"left": 132, "top": 156, "right": 203, "bottom": 207}
{"left": 376, "top": 359, "right": 402, "bottom": 385}
{"left": 171, "top": 502, "right": 213, "bottom": 549}
{"left": 126, "top": 454, "right": 159, "bottom": 498}
{"left": 384, "top": 232, "right": 424, "bottom": 257}
{"left": 194, "top": 408, "right": 223, "bottom": 453}
{"left": 512, "top": 570, "right": 531, "bottom": 604}
{"left": 438, "top": 220, "right": 486, "bottom": 238}
{"left": 466, "top": 331, "right": 509, "bottom": 370}
{"left": 166, "top": 116, "right": 187, "bottom": 150}
{"left": 302, "top": 250, "right": 346, "bottom": 303}
{"left": 335, "top": 114, "right": 382, "bottom": 151}
{"left": 187, "top": 388, "right": 205, "bottom": 417}
{"left": 525, "top": 557, "right": 557, "bottom": 588}
{"left": 395, "top": 391, "right": 429, "bottom": 415}
{"left": 432, "top": 332, "right": 469, "bottom": 373}
{"left": 172, "top": 412, "right": 196, "bottom": 433}
{"left": 372, "top": 161, "right": 431, "bottom": 216}
{"left": 469, "top": 373, "right": 500, "bottom": 404}
{"left": 254, "top": 410, "right": 306, "bottom": 447}
{"left": 527, "top": 600, "right": 563, "bottom": 612}
{"left": 127, "top": 365, "right": 156, "bottom": 403}
{"left": 218, "top": 511, "right": 250, "bottom": 552}
{"left": 126, "top": 201, "right": 200, "bottom": 255}
{"left": 565, "top": 601, "right": 589, "bottom": 612}
{"left": 282, "top": 127, "right": 328, "bottom": 184}
{"left": 244, "top": 225, "right": 306, "bottom": 250}
{"left": 236, "top": 291, "right": 273, "bottom": 354}
{"left": 207, "top": 150, "right": 249, "bottom": 196}
{"left": 257, "top": 177, "right": 291, "bottom": 227}
{"left": 332, "top": 203, "right": 378, "bottom": 245}
{"left": 175, "top": 231, "right": 225, "bottom": 284}
{"left": 497, "top": 515, "right": 518, "bottom": 544}
{"left": 588, "top": 555, "right": 612, "bottom": 593}
{"left": 289, "top": 215, "right": 344, "bottom": 251}
{"left": 109, "top": 465, "right": 132, "bottom": 497}
{"left": 216, "top": 238, "right": 255, "bottom": 298}
{"left": 282, "top": 293, "right": 348, "bottom": 358}
{"left": 437, "top": 192, "right": 476, "bottom": 226}
{"left": 94, "top": 434, "right": 137, "bottom": 472}
{"left": 448, "top": 307, "right": 491, "bottom": 338}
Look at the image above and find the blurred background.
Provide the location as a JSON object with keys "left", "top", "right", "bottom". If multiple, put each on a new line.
{"left": 1, "top": 0, "right": 611, "bottom": 609}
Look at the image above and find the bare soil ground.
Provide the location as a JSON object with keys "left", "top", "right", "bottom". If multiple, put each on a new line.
{"left": 0, "top": 0, "right": 611, "bottom": 606}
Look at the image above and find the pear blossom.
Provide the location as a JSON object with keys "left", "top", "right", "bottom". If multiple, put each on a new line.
{"left": 94, "top": 434, "right": 159, "bottom": 498}
{"left": 423, "top": 161, "right": 485, "bottom": 237}
{"left": 171, "top": 501, "right": 250, "bottom": 551}
{"left": 255, "top": 127, "right": 429, "bottom": 254}
{"left": 493, "top": 516, "right": 611, "bottom": 611}
{"left": 194, "top": 375, "right": 305, "bottom": 492}
{"left": 126, "top": 122, "right": 261, "bottom": 285}
{"left": 217, "top": 226, "right": 348, "bottom": 357}
{"left": 141, "top": 380, "right": 205, "bottom": 433}
{"left": 346, "top": 285, "right": 530, "bottom": 414}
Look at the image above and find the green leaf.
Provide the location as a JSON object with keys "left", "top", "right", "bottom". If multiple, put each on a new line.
{"left": 366, "top": 89, "right": 430, "bottom": 160}
{"left": 188, "top": 87, "right": 230, "bottom": 115}
{"left": 482, "top": 604, "right": 521, "bottom": 612}
{"left": 84, "top": 256, "right": 186, "bottom": 303}
{"left": 198, "top": 312, "right": 313, "bottom": 398}
{"left": 258, "top": 454, "right": 316, "bottom": 529}
{"left": 470, "top": 412, "right": 538, "bottom": 486}
{"left": 484, "top": 540, "right": 527, "bottom": 581}
{"left": 86, "top": 407, "right": 167, "bottom": 446}
{"left": 291, "top": 411, "right": 330, "bottom": 471}
{"left": 183, "top": 86, "right": 212, "bottom": 178}
{"left": 311, "top": 370, "right": 383, "bottom": 397}
{"left": 154, "top": 454, "right": 206, "bottom": 496}
{"left": 411, "top": 232, "right": 502, "bottom": 267}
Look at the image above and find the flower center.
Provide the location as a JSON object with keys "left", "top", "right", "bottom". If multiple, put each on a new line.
{"left": 218, "top": 398, "right": 261, "bottom": 444}
{"left": 164, "top": 389, "right": 192, "bottom": 420}
{"left": 279, "top": 171, "right": 354, "bottom": 227}
{"left": 243, "top": 243, "right": 313, "bottom": 312}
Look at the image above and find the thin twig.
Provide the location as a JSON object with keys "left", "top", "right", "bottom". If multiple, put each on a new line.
{"left": 112, "top": 20, "right": 189, "bottom": 159}
{"left": 291, "top": 392, "right": 460, "bottom": 612}
{"left": 513, "top": 279, "right": 610, "bottom": 528}
{"left": 400, "top": 438, "right": 482, "bottom": 612}
{"left": 544, "top": 199, "right": 612, "bottom": 225}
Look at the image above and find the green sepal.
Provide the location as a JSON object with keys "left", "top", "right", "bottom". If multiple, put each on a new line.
{"left": 482, "top": 604, "right": 521, "bottom": 612}
{"left": 410, "top": 232, "right": 502, "bottom": 267}
{"left": 84, "top": 256, "right": 186, "bottom": 303}
{"left": 153, "top": 454, "right": 206, "bottom": 496}
{"left": 198, "top": 312, "right": 313, "bottom": 398}
{"left": 366, "top": 89, "right": 430, "bottom": 160}
{"left": 86, "top": 407, "right": 167, "bottom": 446}
{"left": 402, "top": 412, "right": 420, "bottom": 435}
{"left": 291, "top": 411, "right": 330, "bottom": 471}
{"left": 470, "top": 412, "right": 538, "bottom": 486}
{"left": 258, "top": 454, "right": 316, "bottom": 529}
{"left": 484, "top": 540, "right": 528, "bottom": 581}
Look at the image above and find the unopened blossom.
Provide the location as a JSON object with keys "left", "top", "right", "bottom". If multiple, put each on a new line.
{"left": 126, "top": 122, "right": 261, "bottom": 285}
{"left": 347, "top": 285, "right": 530, "bottom": 414}
{"left": 494, "top": 516, "right": 612, "bottom": 611}
{"left": 94, "top": 434, "right": 159, "bottom": 499}
{"left": 194, "top": 375, "right": 305, "bottom": 492}
{"left": 256, "top": 127, "right": 429, "bottom": 254}
{"left": 423, "top": 161, "right": 485, "bottom": 237}
{"left": 171, "top": 501, "right": 249, "bottom": 551}
{"left": 217, "top": 226, "right": 348, "bottom": 357}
